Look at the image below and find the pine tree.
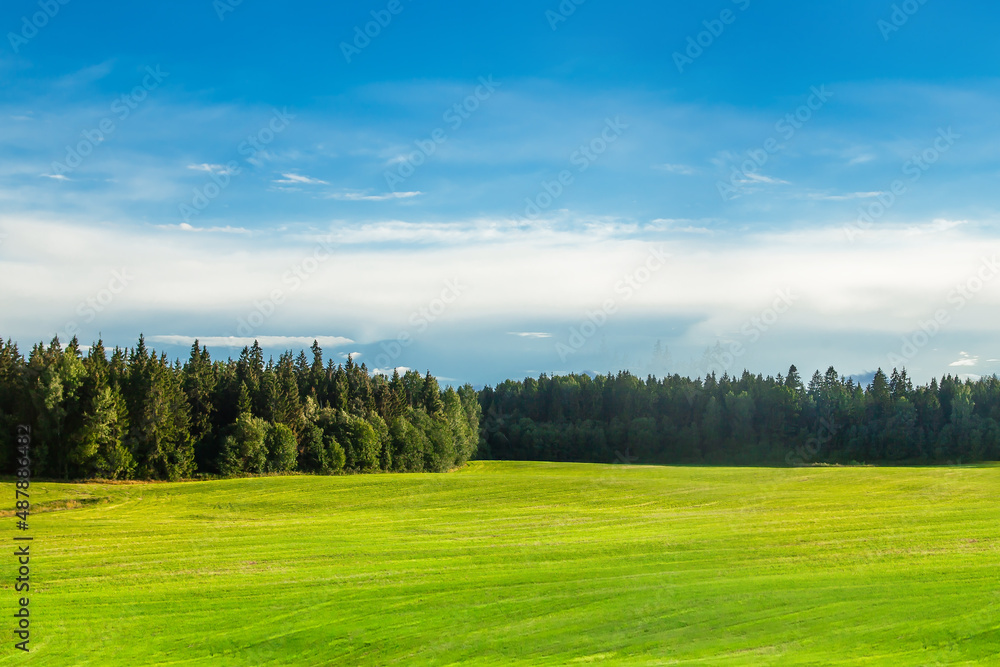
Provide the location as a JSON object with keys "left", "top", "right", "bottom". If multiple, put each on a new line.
{"left": 785, "top": 365, "right": 803, "bottom": 394}
{"left": 128, "top": 349, "right": 195, "bottom": 481}
{"left": 421, "top": 371, "right": 444, "bottom": 415}
{"left": 182, "top": 341, "right": 216, "bottom": 454}
{"left": 0, "top": 340, "right": 26, "bottom": 471}
{"left": 236, "top": 381, "right": 253, "bottom": 416}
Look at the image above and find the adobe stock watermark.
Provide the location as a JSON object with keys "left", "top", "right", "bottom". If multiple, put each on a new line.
{"left": 844, "top": 127, "right": 959, "bottom": 242}
{"left": 546, "top": 0, "right": 587, "bottom": 30}
{"left": 703, "top": 289, "right": 797, "bottom": 376}
{"left": 878, "top": 0, "right": 930, "bottom": 41}
{"left": 372, "top": 278, "right": 466, "bottom": 372}
{"left": 58, "top": 269, "right": 134, "bottom": 342}
{"left": 717, "top": 85, "right": 833, "bottom": 201}
{"left": 180, "top": 107, "right": 294, "bottom": 221}
{"left": 673, "top": 0, "right": 751, "bottom": 74}
{"left": 556, "top": 246, "right": 669, "bottom": 361}
{"left": 384, "top": 76, "right": 500, "bottom": 190}
{"left": 49, "top": 66, "right": 169, "bottom": 178}
{"left": 6, "top": 0, "right": 71, "bottom": 54}
{"left": 213, "top": 0, "right": 244, "bottom": 21}
{"left": 341, "top": 0, "right": 411, "bottom": 63}
{"left": 519, "top": 116, "right": 628, "bottom": 221}
{"left": 887, "top": 255, "right": 999, "bottom": 367}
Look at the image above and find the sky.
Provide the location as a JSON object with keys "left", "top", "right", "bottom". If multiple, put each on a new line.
{"left": 1, "top": 0, "right": 999, "bottom": 387}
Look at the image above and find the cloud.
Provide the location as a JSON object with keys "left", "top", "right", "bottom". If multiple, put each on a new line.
{"left": 654, "top": 163, "right": 697, "bottom": 175}
{"left": 40, "top": 173, "right": 70, "bottom": 181}
{"left": 740, "top": 172, "right": 789, "bottom": 185}
{"left": 187, "top": 163, "right": 240, "bottom": 176}
{"left": 949, "top": 352, "right": 978, "bottom": 367}
{"left": 149, "top": 335, "right": 354, "bottom": 349}
{"left": 906, "top": 219, "right": 967, "bottom": 235}
{"left": 371, "top": 365, "right": 411, "bottom": 376}
{"left": 324, "top": 190, "right": 422, "bottom": 201}
{"left": 4, "top": 213, "right": 1000, "bottom": 386}
{"left": 157, "top": 223, "right": 250, "bottom": 234}
{"left": 508, "top": 332, "right": 552, "bottom": 338}
{"left": 649, "top": 218, "right": 713, "bottom": 234}
{"left": 274, "top": 172, "right": 329, "bottom": 185}
{"left": 802, "top": 191, "right": 885, "bottom": 201}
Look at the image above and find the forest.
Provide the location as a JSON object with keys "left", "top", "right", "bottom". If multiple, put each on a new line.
{"left": 0, "top": 336, "right": 480, "bottom": 479}
{"left": 478, "top": 367, "right": 1000, "bottom": 466}
{"left": 3, "top": 336, "right": 1000, "bottom": 479}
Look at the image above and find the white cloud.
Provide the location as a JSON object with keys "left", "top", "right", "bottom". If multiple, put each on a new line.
{"left": 274, "top": 172, "right": 329, "bottom": 185}
{"left": 802, "top": 191, "right": 884, "bottom": 201}
{"left": 740, "top": 172, "right": 790, "bottom": 185}
{"left": 3, "top": 214, "right": 1000, "bottom": 360}
{"left": 372, "top": 365, "right": 411, "bottom": 376}
{"left": 40, "top": 173, "right": 70, "bottom": 181}
{"left": 324, "top": 190, "right": 422, "bottom": 202}
{"left": 649, "top": 219, "right": 713, "bottom": 234}
{"left": 187, "top": 163, "right": 240, "bottom": 176}
{"left": 158, "top": 223, "right": 250, "bottom": 234}
{"left": 949, "top": 352, "right": 978, "bottom": 367}
{"left": 509, "top": 332, "right": 552, "bottom": 338}
{"left": 654, "top": 163, "right": 697, "bottom": 175}
{"left": 906, "top": 219, "right": 967, "bottom": 235}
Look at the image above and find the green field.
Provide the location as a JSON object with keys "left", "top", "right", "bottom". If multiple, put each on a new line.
{"left": 2, "top": 462, "right": 998, "bottom": 665}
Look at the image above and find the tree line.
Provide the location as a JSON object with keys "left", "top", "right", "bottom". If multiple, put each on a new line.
{"left": 0, "top": 336, "right": 480, "bottom": 479}
{"left": 4, "top": 336, "right": 998, "bottom": 478}
{"left": 477, "top": 367, "right": 1000, "bottom": 465}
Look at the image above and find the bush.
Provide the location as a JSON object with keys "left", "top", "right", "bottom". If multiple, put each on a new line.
{"left": 265, "top": 423, "right": 298, "bottom": 473}
{"left": 218, "top": 413, "right": 267, "bottom": 475}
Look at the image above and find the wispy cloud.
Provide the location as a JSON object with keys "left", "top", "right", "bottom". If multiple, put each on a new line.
{"left": 802, "top": 191, "right": 884, "bottom": 201}
{"left": 371, "top": 365, "right": 411, "bottom": 376}
{"left": 649, "top": 218, "right": 713, "bottom": 234}
{"left": 508, "top": 332, "right": 552, "bottom": 339}
{"left": 949, "top": 352, "right": 979, "bottom": 367}
{"left": 324, "top": 190, "right": 422, "bottom": 202}
{"left": 39, "top": 173, "right": 70, "bottom": 181}
{"left": 654, "top": 163, "right": 698, "bottom": 175}
{"left": 274, "top": 172, "right": 329, "bottom": 185}
{"left": 906, "top": 219, "right": 967, "bottom": 236}
{"left": 157, "top": 223, "right": 251, "bottom": 234}
{"left": 188, "top": 163, "right": 240, "bottom": 176}
{"left": 740, "top": 172, "right": 789, "bottom": 185}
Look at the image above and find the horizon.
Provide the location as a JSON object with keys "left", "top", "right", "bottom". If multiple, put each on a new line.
{"left": 5, "top": 332, "right": 979, "bottom": 393}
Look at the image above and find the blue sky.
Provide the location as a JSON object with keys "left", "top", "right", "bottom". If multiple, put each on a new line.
{"left": 2, "top": 0, "right": 1000, "bottom": 386}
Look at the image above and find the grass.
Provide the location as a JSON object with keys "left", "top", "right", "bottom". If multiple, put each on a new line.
{"left": 1, "top": 461, "right": 998, "bottom": 665}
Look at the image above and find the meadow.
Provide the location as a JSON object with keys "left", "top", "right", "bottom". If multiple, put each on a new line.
{"left": 2, "top": 461, "right": 998, "bottom": 665}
